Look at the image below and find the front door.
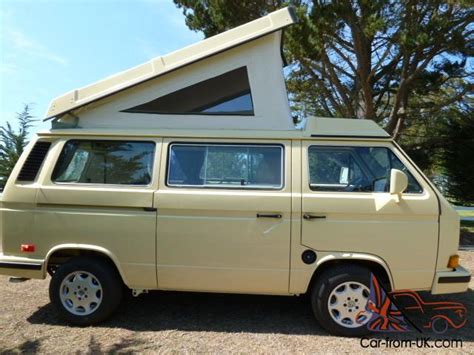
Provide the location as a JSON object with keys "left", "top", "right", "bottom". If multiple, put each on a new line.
{"left": 154, "top": 138, "right": 292, "bottom": 294}
{"left": 301, "top": 140, "right": 439, "bottom": 290}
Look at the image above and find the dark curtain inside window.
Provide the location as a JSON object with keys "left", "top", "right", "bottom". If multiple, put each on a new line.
{"left": 173, "top": 147, "right": 206, "bottom": 185}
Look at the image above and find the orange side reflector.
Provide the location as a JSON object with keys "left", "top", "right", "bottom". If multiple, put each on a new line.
{"left": 447, "top": 255, "right": 459, "bottom": 269}
{"left": 20, "top": 244, "right": 36, "bottom": 253}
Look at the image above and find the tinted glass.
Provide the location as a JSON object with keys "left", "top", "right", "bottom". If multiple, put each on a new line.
{"left": 202, "top": 93, "right": 253, "bottom": 114}
{"left": 308, "top": 146, "right": 422, "bottom": 193}
{"left": 52, "top": 140, "right": 155, "bottom": 185}
{"left": 123, "top": 67, "right": 254, "bottom": 115}
{"left": 168, "top": 144, "right": 283, "bottom": 188}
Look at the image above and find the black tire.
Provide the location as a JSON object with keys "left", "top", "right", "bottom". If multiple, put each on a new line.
{"left": 311, "top": 264, "right": 372, "bottom": 337}
{"left": 49, "top": 257, "right": 123, "bottom": 325}
{"left": 47, "top": 264, "right": 59, "bottom": 277}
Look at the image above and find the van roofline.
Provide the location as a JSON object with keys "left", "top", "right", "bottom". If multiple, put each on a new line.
{"left": 37, "top": 117, "right": 392, "bottom": 141}
{"left": 37, "top": 129, "right": 393, "bottom": 140}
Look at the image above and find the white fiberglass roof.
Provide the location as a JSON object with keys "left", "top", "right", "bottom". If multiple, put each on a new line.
{"left": 45, "top": 7, "right": 297, "bottom": 120}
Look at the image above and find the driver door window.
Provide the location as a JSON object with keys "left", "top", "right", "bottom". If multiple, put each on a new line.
{"left": 308, "top": 146, "right": 422, "bottom": 193}
{"left": 308, "top": 148, "right": 371, "bottom": 192}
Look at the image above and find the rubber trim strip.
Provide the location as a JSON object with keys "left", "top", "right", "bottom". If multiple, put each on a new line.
{"left": 0, "top": 262, "right": 42, "bottom": 270}
{"left": 438, "top": 275, "right": 471, "bottom": 284}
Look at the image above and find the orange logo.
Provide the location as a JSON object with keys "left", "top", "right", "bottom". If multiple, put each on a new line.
{"left": 365, "top": 274, "right": 467, "bottom": 334}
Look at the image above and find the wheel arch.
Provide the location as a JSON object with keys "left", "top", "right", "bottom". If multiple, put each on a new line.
{"left": 44, "top": 244, "right": 127, "bottom": 285}
{"left": 306, "top": 253, "right": 394, "bottom": 294}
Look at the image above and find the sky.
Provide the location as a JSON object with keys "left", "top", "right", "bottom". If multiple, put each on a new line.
{"left": 0, "top": 0, "right": 202, "bottom": 132}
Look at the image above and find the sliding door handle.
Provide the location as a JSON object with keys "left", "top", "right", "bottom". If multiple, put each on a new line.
{"left": 303, "top": 214, "right": 326, "bottom": 220}
{"left": 257, "top": 213, "right": 282, "bottom": 219}
{"left": 143, "top": 207, "right": 157, "bottom": 212}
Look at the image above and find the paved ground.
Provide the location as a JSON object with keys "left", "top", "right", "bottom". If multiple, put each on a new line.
{"left": 0, "top": 251, "right": 473, "bottom": 354}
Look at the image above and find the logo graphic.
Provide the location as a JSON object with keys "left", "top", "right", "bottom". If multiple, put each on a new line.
{"left": 365, "top": 274, "right": 467, "bottom": 334}
{"left": 365, "top": 274, "right": 412, "bottom": 332}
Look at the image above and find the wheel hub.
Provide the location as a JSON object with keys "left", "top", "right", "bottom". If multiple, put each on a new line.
{"left": 59, "top": 271, "right": 103, "bottom": 316}
{"left": 327, "top": 281, "right": 371, "bottom": 328}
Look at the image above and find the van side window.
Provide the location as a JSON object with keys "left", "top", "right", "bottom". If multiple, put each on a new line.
{"left": 168, "top": 144, "right": 283, "bottom": 189}
{"left": 52, "top": 140, "right": 155, "bottom": 185}
{"left": 122, "top": 67, "right": 254, "bottom": 116}
{"left": 308, "top": 146, "right": 422, "bottom": 193}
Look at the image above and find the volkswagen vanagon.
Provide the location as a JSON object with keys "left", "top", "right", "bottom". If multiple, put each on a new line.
{"left": 0, "top": 8, "right": 470, "bottom": 337}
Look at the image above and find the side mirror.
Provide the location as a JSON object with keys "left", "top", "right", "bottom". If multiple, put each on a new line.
{"left": 390, "top": 169, "right": 408, "bottom": 202}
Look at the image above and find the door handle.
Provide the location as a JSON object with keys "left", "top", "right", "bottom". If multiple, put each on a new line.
{"left": 143, "top": 207, "right": 157, "bottom": 212}
{"left": 257, "top": 213, "right": 282, "bottom": 219}
{"left": 303, "top": 214, "right": 326, "bottom": 220}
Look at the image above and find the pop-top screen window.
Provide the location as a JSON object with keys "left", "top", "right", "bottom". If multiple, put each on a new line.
{"left": 52, "top": 140, "right": 155, "bottom": 185}
{"left": 122, "top": 67, "right": 254, "bottom": 115}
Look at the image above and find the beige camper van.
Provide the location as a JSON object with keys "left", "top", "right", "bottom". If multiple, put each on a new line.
{"left": 0, "top": 8, "right": 470, "bottom": 337}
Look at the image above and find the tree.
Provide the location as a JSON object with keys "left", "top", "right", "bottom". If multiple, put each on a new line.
{"left": 0, "top": 105, "right": 36, "bottom": 189}
{"left": 440, "top": 108, "right": 474, "bottom": 205}
{"left": 173, "top": 0, "right": 473, "bottom": 140}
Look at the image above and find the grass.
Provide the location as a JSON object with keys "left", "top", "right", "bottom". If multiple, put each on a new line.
{"left": 459, "top": 209, "right": 474, "bottom": 218}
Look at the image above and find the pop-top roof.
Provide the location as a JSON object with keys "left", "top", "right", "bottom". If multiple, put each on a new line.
{"left": 45, "top": 7, "right": 297, "bottom": 120}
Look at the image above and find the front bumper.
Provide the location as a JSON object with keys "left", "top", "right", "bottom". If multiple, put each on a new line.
{"left": 0, "top": 253, "right": 45, "bottom": 279}
{"left": 431, "top": 265, "right": 472, "bottom": 294}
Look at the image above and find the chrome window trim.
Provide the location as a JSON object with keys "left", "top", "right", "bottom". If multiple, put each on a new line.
{"left": 167, "top": 142, "right": 285, "bottom": 190}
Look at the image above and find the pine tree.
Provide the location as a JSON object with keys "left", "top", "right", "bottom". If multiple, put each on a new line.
{"left": 0, "top": 105, "right": 36, "bottom": 189}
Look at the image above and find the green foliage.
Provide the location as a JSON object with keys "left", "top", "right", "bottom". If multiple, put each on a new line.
{"left": 439, "top": 109, "right": 474, "bottom": 205}
{"left": 173, "top": 0, "right": 473, "bottom": 138}
{"left": 0, "top": 105, "right": 36, "bottom": 189}
{"left": 173, "top": 0, "right": 286, "bottom": 37}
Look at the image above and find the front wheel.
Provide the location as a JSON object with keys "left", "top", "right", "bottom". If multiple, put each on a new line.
{"left": 49, "top": 257, "right": 123, "bottom": 325}
{"left": 431, "top": 317, "right": 449, "bottom": 334}
{"left": 311, "top": 264, "right": 372, "bottom": 337}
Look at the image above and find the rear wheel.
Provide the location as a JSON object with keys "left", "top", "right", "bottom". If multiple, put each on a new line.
{"left": 311, "top": 264, "right": 372, "bottom": 337}
{"left": 49, "top": 257, "right": 123, "bottom": 325}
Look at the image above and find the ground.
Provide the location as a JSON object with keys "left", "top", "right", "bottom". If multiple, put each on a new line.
{"left": 0, "top": 251, "right": 473, "bottom": 354}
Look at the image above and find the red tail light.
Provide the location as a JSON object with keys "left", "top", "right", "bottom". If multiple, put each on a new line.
{"left": 21, "top": 244, "right": 36, "bottom": 252}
